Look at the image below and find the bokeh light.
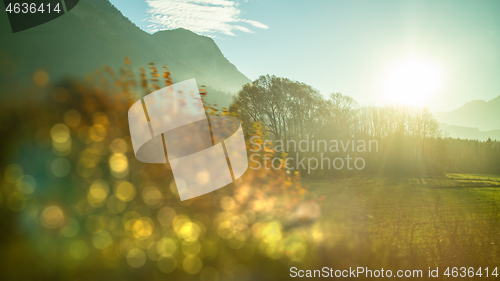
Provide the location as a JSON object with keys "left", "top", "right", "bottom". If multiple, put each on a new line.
{"left": 126, "top": 248, "right": 147, "bottom": 268}
{"left": 41, "top": 205, "right": 66, "bottom": 229}
{"left": 114, "top": 181, "right": 136, "bottom": 202}
{"left": 33, "top": 69, "right": 49, "bottom": 87}
{"left": 51, "top": 158, "right": 72, "bottom": 177}
{"left": 69, "top": 240, "right": 90, "bottom": 260}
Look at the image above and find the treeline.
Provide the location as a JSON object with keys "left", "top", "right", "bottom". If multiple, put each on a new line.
{"left": 231, "top": 75, "right": 500, "bottom": 177}
{"left": 445, "top": 138, "right": 500, "bottom": 174}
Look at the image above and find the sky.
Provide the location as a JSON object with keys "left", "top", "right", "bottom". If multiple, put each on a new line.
{"left": 109, "top": 0, "right": 500, "bottom": 111}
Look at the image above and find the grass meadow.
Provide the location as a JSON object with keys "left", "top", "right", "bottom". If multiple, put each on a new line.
{"left": 289, "top": 174, "right": 500, "bottom": 279}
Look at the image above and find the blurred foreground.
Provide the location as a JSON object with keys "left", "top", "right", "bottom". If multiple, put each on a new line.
{"left": 0, "top": 63, "right": 500, "bottom": 280}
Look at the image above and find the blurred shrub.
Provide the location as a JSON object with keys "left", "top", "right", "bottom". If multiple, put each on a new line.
{"left": 0, "top": 59, "right": 313, "bottom": 281}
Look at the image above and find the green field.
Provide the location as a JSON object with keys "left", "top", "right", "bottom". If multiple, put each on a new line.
{"left": 299, "top": 174, "right": 500, "bottom": 274}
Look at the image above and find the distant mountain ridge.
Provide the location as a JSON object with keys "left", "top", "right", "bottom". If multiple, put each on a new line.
{"left": 0, "top": 0, "right": 250, "bottom": 96}
{"left": 439, "top": 123, "right": 500, "bottom": 141}
{"left": 434, "top": 95, "right": 500, "bottom": 131}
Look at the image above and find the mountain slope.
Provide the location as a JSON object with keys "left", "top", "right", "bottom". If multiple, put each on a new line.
{"left": 0, "top": 0, "right": 250, "bottom": 95}
{"left": 434, "top": 96, "right": 500, "bottom": 131}
{"left": 152, "top": 29, "right": 250, "bottom": 93}
{"left": 439, "top": 123, "right": 500, "bottom": 141}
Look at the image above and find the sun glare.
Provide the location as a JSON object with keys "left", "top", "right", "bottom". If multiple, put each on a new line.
{"left": 382, "top": 59, "right": 444, "bottom": 106}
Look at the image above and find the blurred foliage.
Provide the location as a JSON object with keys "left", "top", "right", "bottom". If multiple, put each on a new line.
{"left": 1, "top": 59, "right": 500, "bottom": 281}
{"left": 0, "top": 59, "right": 315, "bottom": 281}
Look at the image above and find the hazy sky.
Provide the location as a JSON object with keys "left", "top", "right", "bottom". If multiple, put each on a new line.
{"left": 109, "top": 0, "right": 500, "bottom": 111}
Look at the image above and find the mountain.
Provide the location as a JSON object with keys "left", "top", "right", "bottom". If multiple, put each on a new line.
{"left": 151, "top": 29, "right": 250, "bottom": 94}
{"left": 0, "top": 0, "right": 250, "bottom": 99}
{"left": 434, "top": 96, "right": 500, "bottom": 131}
{"left": 439, "top": 123, "right": 500, "bottom": 141}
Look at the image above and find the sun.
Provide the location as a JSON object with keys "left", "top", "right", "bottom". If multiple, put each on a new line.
{"left": 382, "top": 58, "right": 444, "bottom": 106}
